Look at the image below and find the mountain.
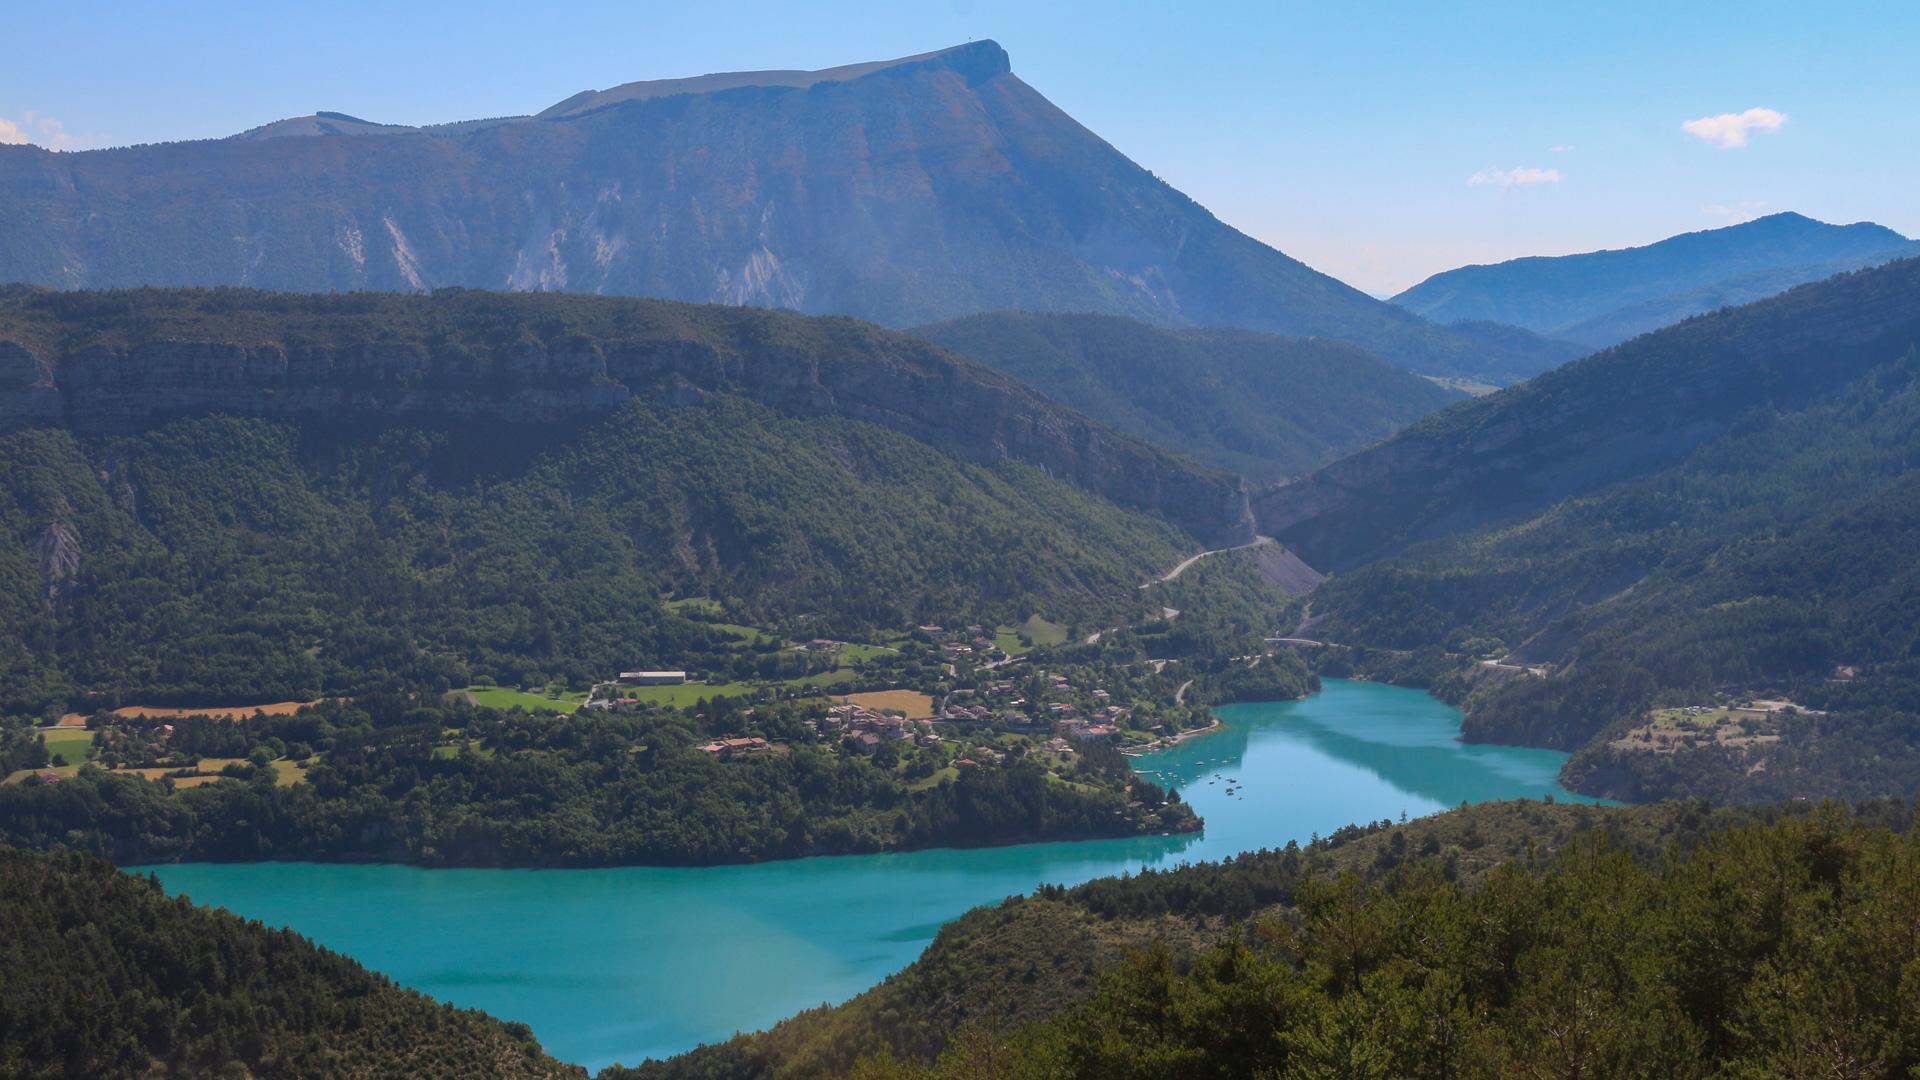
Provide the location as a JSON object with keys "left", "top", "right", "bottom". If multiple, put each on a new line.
{"left": 0, "top": 846, "right": 575, "bottom": 1078}
{"left": 0, "top": 42, "right": 1558, "bottom": 382}
{"left": 1393, "top": 212, "right": 1913, "bottom": 335}
{"left": 0, "top": 287, "right": 1272, "bottom": 715}
{"left": 1256, "top": 257, "right": 1920, "bottom": 574}
{"left": 830, "top": 805, "right": 1919, "bottom": 1080}
{"left": 1552, "top": 242, "right": 1920, "bottom": 348}
{"left": 1274, "top": 257, "right": 1920, "bottom": 803}
{"left": 907, "top": 312, "right": 1463, "bottom": 485}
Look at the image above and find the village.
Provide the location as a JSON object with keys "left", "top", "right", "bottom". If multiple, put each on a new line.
{"left": 1607, "top": 699, "right": 1814, "bottom": 755}
{"left": 8, "top": 610, "right": 1214, "bottom": 790}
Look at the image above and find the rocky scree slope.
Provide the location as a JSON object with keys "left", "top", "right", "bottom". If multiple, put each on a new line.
{"left": 0, "top": 42, "right": 1560, "bottom": 382}
{"left": 0, "top": 287, "right": 1254, "bottom": 547}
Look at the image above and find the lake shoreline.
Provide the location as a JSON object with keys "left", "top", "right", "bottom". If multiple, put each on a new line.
{"left": 143, "top": 680, "right": 1600, "bottom": 1070}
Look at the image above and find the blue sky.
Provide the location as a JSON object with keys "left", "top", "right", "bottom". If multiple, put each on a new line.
{"left": 3, "top": 1, "right": 1914, "bottom": 295}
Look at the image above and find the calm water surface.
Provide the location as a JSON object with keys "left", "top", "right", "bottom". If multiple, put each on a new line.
{"left": 147, "top": 679, "right": 1602, "bottom": 1070}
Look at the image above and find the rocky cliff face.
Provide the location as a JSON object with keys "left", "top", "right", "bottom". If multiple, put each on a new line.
{"left": 0, "top": 42, "right": 1558, "bottom": 381}
{"left": 0, "top": 290, "right": 1254, "bottom": 548}
{"left": 1256, "top": 258, "right": 1920, "bottom": 573}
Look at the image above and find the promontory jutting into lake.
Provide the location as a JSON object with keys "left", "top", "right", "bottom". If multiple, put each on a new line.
{"left": 149, "top": 680, "right": 1604, "bottom": 1071}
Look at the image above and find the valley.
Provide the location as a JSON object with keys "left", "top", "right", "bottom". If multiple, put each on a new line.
{"left": 3, "top": 17, "right": 1919, "bottom": 1080}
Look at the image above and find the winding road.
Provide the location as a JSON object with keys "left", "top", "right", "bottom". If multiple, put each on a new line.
{"left": 1141, "top": 535, "right": 1275, "bottom": 588}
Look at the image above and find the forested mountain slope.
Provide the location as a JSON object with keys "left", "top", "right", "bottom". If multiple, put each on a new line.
{"left": 1256, "top": 257, "right": 1920, "bottom": 573}
{"left": 628, "top": 798, "right": 1904, "bottom": 1080}
{"left": 0, "top": 287, "right": 1253, "bottom": 548}
{"left": 1553, "top": 242, "right": 1920, "bottom": 348}
{"left": 1298, "top": 259, "right": 1920, "bottom": 802}
{"left": 0, "top": 288, "right": 1270, "bottom": 716}
{"left": 840, "top": 803, "right": 1920, "bottom": 1080}
{"left": 0, "top": 846, "right": 577, "bottom": 1079}
{"left": 1394, "top": 211, "right": 1910, "bottom": 332}
{"left": 908, "top": 312, "right": 1462, "bottom": 484}
{"left": 0, "top": 42, "right": 1559, "bottom": 381}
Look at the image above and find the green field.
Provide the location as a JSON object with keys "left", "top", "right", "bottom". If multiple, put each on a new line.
{"left": 621, "top": 681, "right": 756, "bottom": 707}
{"left": 40, "top": 730, "right": 94, "bottom": 767}
{"left": 906, "top": 766, "right": 961, "bottom": 791}
{"left": 834, "top": 643, "right": 898, "bottom": 663}
{"left": 710, "top": 623, "right": 776, "bottom": 645}
{"left": 794, "top": 668, "right": 859, "bottom": 688}
{"left": 464, "top": 687, "right": 581, "bottom": 713}
{"left": 1019, "top": 614, "right": 1071, "bottom": 646}
{"left": 665, "top": 597, "right": 724, "bottom": 615}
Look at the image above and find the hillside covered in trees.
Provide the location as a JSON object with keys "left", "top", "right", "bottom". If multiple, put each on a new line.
{"left": 0, "top": 287, "right": 1341, "bottom": 719}
{"left": 1286, "top": 258, "right": 1920, "bottom": 803}
{"left": 0, "top": 692, "right": 1204, "bottom": 868}
{"left": 845, "top": 803, "right": 1920, "bottom": 1080}
{"left": 625, "top": 798, "right": 1919, "bottom": 1080}
{"left": 908, "top": 313, "right": 1461, "bottom": 484}
{"left": 0, "top": 846, "right": 579, "bottom": 1079}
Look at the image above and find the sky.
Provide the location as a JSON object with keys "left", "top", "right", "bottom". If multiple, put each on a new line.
{"left": 2, "top": 1, "right": 1914, "bottom": 296}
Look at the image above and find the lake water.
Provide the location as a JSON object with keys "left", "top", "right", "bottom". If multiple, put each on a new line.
{"left": 147, "top": 679, "right": 1601, "bottom": 1071}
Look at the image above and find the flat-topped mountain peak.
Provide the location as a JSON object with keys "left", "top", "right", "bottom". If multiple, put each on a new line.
{"left": 536, "top": 40, "right": 1011, "bottom": 119}
{"left": 233, "top": 41, "right": 1010, "bottom": 140}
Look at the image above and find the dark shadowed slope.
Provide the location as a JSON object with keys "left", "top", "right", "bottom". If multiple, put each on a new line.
{"left": 1257, "top": 257, "right": 1920, "bottom": 575}
{"left": 0, "top": 42, "right": 1555, "bottom": 382}
{"left": 910, "top": 312, "right": 1463, "bottom": 485}
{"left": 0, "top": 847, "right": 575, "bottom": 1079}
{"left": 1394, "top": 212, "right": 1911, "bottom": 334}
{"left": 1294, "top": 257, "right": 1920, "bottom": 804}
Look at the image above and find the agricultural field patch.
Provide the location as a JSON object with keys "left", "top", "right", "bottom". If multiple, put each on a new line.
{"left": 834, "top": 690, "right": 936, "bottom": 718}
{"left": 465, "top": 687, "right": 582, "bottom": 713}
{"left": 1019, "top": 615, "right": 1071, "bottom": 646}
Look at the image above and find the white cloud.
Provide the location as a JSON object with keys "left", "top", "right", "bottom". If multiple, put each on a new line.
{"left": 1468, "top": 166, "right": 1561, "bottom": 190}
{"left": 1548, "top": 145, "right": 1574, "bottom": 152}
{"left": 1702, "top": 201, "right": 1770, "bottom": 224}
{"left": 1682, "top": 108, "right": 1786, "bottom": 149}
{"left": 0, "top": 112, "right": 107, "bottom": 151}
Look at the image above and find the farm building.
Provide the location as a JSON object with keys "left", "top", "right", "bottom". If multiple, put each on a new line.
{"left": 620, "top": 671, "right": 688, "bottom": 685}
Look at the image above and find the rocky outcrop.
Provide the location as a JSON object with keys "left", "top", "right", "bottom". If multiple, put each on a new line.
{"left": 0, "top": 298, "right": 1255, "bottom": 548}
{"left": 1255, "top": 257, "right": 1920, "bottom": 572}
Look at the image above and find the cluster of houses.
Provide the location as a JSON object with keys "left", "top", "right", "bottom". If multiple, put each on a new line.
{"left": 814, "top": 703, "right": 931, "bottom": 754}
{"left": 919, "top": 624, "right": 998, "bottom": 658}
{"left": 933, "top": 697, "right": 1128, "bottom": 743}
{"left": 698, "top": 736, "right": 773, "bottom": 755}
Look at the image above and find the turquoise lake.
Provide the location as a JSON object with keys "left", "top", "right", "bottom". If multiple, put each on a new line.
{"left": 148, "top": 679, "right": 1602, "bottom": 1071}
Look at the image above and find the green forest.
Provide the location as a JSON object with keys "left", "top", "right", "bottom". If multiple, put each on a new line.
{"left": 0, "top": 694, "right": 1194, "bottom": 866}
{"left": 628, "top": 798, "right": 1920, "bottom": 1080}
{"left": 0, "top": 846, "right": 579, "bottom": 1079}
{"left": 909, "top": 313, "right": 1459, "bottom": 484}
{"left": 1307, "top": 341, "right": 1920, "bottom": 803}
{"left": 849, "top": 804, "right": 1920, "bottom": 1080}
{"left": 0, "top": 395, "right": 1207, "bottom": 719}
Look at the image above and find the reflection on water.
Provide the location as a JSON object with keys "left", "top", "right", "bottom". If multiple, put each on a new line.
{"left": 147, "top": 679, "right": 1601, "bottom": 1070}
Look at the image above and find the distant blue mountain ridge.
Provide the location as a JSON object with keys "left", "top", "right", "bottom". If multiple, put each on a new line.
{"left": 1393, "top": 212, "right": 1913, "bottom": 346}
